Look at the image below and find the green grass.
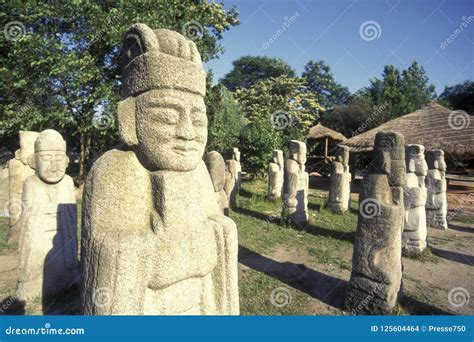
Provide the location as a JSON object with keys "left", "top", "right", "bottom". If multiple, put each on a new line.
{"left": 233, "top": 178, "right": 358, "bottom": 315}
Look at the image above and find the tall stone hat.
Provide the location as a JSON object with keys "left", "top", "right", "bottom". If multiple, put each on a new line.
{"left": 120, "top": 23, "right": 206, "bottom": 98}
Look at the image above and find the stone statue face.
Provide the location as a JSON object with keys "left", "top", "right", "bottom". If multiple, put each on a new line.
{"left": 35, "top": 150, "right": 68, "bottom": 184}
{"left": 233, "top": 149, "right": 240, "bottom": 162}
{"left": 414, "top": 157, "right": 428, "bottom": 176}
{"left": 436, "top": 156, "right": 446, "bottom": 172}
{"left": 135, "top": 88, "right": 208, "bottom": 171}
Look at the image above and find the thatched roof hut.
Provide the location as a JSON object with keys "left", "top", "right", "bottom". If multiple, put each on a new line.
{"left": 306, "top": 123, "right": 346, "bottom": 159}
{"left": 307, "top": 123, "right": 347, "bottom": 142}
{"left": 344, "top": 103, "right": 474, "bottom": 160}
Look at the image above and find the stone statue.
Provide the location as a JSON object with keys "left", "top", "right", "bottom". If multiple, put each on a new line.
{"left": 81, "top": 24, "right": 239, "bottom": 315}
{"left": 224, "top": 160, "right": 236, "bottom": 208}
{"left": 268, "top": 149, "right": 284, "bottom": 201}
{"left": 402, "top": 144, "right": 428, "bottom": 255}
{"left": 7, "top": 131, "right": 39, "bottom": 243}
{"left": 283, "top": 140, "right": 308, "bottom": 226}
{"left": 206, "top": 151, "right": 229, "bottom": 216}
{"left": 425, "top": 150, "right": 448, "bottom": 229}
{"left": 327, "top": 145, "right": 351, "bottom": 213}
{"left": 226, "top": 148, "right": 241, "bottom": 207}
{"left": 345, "top": 132, "right": 405, "bottom": 314}
{"left": 17, "top": 129, "right": 79, "bottom": 304}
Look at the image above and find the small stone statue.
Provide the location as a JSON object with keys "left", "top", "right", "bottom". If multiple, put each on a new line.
{"left": 327, "top": 145, "right": 351, "bottom": 213}
{"left": 224, "top": 160, "right": 236, "bottom": 208}
{"left": 226, "top": 148, "right": 242, "bottom": 207}
{"left": 425, "top": 150, "right": 448, "bottom": 229}
{"left": 283, "top": 140, "right": 309, "bottom": 226}
{"left": 345, "top": 132, "right": 405, "bottom": 314}
{"left": 402, "top": 144, "right": 428, "bottom": 255}
{"left": 206, "top": 151, "right": 229, "bottom": 216}
{"left": 268, "top": 149, "right": 284, "bottom": 201}
{"left": 17, "top": 129, "right": 79, "bottom": 304}
{"left": 7, "top": 131, "right": 38, "bottom": 243}
{"left": 81, "top": 24, "right": 239, "bottom": 315}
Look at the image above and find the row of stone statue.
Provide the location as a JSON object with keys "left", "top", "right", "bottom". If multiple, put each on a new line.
{"left": 7, "top": 25, "right": 241, "bottom": 315}
{"left": 344, "top": 132, "right": 448, "bottom": 314}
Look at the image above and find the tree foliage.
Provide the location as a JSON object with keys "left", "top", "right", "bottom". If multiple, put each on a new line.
{"left": 235, "top": 76, "right": 323, "bottom": 176}
{"left": 439, "top": 81, "right": 474, "bottom": 114}
{"left": 302, "top": 60, "right": 350, "bottom": 110}
{"left": 0, "top": 0, "right": 239, "bottom": 179}
{"left": 220, "top": 55, "right": 295, "bottom": 91}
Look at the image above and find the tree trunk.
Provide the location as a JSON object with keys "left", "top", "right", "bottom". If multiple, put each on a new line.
{"left": 79, "top": 132, "right": 91, "bottom": 183}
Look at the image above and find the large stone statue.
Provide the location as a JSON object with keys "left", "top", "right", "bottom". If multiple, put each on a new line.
{"left": 7, "top": 131, "right": 39, "bottom": 243}
{"left": 345, "top": 132, "right": 405, "bottom": 314}
{"left": 205, "top": 151, "right": 229, "bottom": 216}
{"left": 17, "top": 129, "right": 79, "bottom": 304}
{"left": 283, "top": 140, "right": 308, "bottom": 226}
{"left": 327, "top": 145, "right": 351, "bottom": 213}
{"left": 268, "top": 149, "right": 284, "bottom": 201}
{"left": 81, "top": 24, "right": 239, "bottom": 315}
{"left": 402, "top": 144, "right": 428, "bottom": 255}
{"left": 425, "top": 150, "right": 448, "bottom": 229}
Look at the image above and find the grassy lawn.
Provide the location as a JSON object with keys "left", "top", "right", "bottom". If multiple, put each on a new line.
{"left": 234, "top": 178, "right": 358, "bottom": 315}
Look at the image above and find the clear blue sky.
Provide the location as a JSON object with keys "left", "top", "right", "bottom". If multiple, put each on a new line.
{"left": 205, "top": 0, "right": 473, "bottom": 94}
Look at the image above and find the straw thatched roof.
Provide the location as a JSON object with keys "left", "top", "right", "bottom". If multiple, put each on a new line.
{"left": 306, "top": 123, "right": 346, "bottom": 141}
{"left": 344, "top": 102, "right": 474, "bottom": 159}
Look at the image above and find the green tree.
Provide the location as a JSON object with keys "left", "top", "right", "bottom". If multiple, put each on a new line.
{"left": 235, "top": 76, "right": 323, "bottom": 176}
{"left": 0, "top": 0, "right": 239, "bottom": 180}
{"left": 439, "top": 81, "right": 474, "bottom": 114}
{"left": 302, "top": 60, "right": 350, "bottom": 110}
{"left": 221, "top": 55, "right": 295, "bottom": 91}
{"left": 207, "top": 86, "right": 246, "bottom": 154}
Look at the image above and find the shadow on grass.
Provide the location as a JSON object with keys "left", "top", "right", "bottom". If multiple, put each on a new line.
{"left": 238, "top": 245, "right": 347, "bottom": 309}
{"left": 430, "top": 247, "right": 474, "bottom": 266}
{"left": 399, "top": 294, "right": 453, "bottom": 315}
{"left": 448, "top": 223, "right": 474, "bottom": 233}
{"left": 302, "top": 224, "right": 355, "bottom": 244}
{"left": 233, "top": 206, "right": 271, "bottom": 222}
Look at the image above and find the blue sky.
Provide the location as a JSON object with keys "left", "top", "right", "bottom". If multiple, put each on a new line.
{"left": 205, "top": 0, "right": 473, "bottom": 94}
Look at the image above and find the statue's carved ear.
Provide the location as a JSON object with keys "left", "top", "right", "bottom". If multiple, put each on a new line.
{"left": 117, "top": 97, "right": 138, "bottom": 147}
{"left": 28, "top": 154, "right": 35, "bottom": 169}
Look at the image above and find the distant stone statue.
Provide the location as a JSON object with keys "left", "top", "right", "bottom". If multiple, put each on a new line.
{"left": 402, "top": 144, "right": 428, "bottom": 255}
{"left": 81, "top": 24, "right": 239, "bottom": 315}
{"left": 327, "top": 145, "right": 351, "bottom": 213}
{"left": 345, "top": 132, "right": 405, "bottom": 314}
{"left": 17, "top": 129, "right": 79, "bottom": 304}
{"left": 7, "top": 131, "right": 39, "bottom": 243}
{"left": 268, "top": 149, "right": 284, "bottom": 201}
{"left": 226, "top": 148, "right": 241, "bottom": 207}
{"left": 206, "top": 151, "right": 229, "bottom": 216}
{"left": 425, "top": 150, "right": 448, "bottom": 229}
{"left": 283, "top": 140, "right": 308, "bottom": 226}
{"left": 224, "top": 160, "right": 236, "bottom": 208}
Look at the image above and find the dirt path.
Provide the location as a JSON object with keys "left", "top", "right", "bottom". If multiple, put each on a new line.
{"left": 239, "top": 221, "right": 474, "bottom": 315}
